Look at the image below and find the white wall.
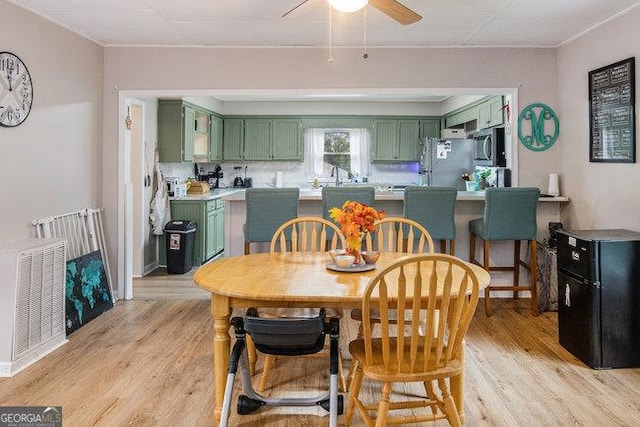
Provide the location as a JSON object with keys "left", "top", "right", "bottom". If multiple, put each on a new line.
{"left": 557, "top": 6, "right": 640, "bottom": 230}
{"left": 0, "top": 2, "right": 103, "bottom": 242}
{"left": 102, "top": 46, "right": 558, "bottom": 294}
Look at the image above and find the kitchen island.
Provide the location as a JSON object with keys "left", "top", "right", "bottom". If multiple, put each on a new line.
{"left": 220, "top": 188, "right": 569, "bottom": 287}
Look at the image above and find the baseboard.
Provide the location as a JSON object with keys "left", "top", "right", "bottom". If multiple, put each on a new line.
{"left": 143, "top": 261, "right": 159, "bottom": 276}
{"left": 0, "top": 338, "right": 68, "bottom": 377}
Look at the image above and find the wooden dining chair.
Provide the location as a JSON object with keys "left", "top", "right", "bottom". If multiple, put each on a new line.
{"left": 344, "top": 254, "right": 481, "bottom": 427}
{"left": 364, "top": 216, "right": 435, "bottom": 254}
{"left": 270, "top": 216, "right": 346, "bottom": 253}
{"left": 258, "top": 216, "right": 348, "bottom": 393}
{"left": 347, "top": 216, "right": 435, "bottom": 389}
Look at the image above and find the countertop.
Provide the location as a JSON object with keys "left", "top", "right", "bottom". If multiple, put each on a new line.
{"left": 169, "top": 188, "right": 568, "bottom": 203}
{"left": 169, "top": 188, "right": 240, "bottom": 201}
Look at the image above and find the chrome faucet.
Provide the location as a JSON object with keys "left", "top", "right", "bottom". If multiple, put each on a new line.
{"left": 330, "top": 165, "right": 340, "bottom": 186}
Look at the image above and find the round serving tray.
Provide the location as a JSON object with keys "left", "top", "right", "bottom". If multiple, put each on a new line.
{"left": 326, "top": 262, "right": 376, "bottom": 273}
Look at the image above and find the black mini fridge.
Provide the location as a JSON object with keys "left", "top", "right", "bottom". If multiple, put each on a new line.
{"left": 557, "top": 229, "right": 640, "bottom": 369}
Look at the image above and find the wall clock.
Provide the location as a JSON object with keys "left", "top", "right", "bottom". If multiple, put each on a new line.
{"left": 0, "top": 51, "right": 34, "bottom": 127}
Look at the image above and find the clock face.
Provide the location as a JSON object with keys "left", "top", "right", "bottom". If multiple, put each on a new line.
{"left": 0, "top": 52, "right": 34, "bottom": 127}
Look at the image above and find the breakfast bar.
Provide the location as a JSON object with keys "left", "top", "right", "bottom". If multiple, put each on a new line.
{"left": 221, "top": 189, "right": 569, "bottom": 285}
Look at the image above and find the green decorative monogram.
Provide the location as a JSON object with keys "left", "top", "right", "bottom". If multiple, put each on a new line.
{"left": 518, "top": 103, "right": 559, "bottom": 151}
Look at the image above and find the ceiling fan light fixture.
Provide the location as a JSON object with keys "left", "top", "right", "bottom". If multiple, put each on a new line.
{"left": 328, "top": 0, "right": 368, "bottom": 13}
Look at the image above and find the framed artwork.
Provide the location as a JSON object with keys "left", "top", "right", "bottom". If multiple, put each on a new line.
{"left": 589, "top": 57, "right": 636, "bottom": 162}
{"left": 65, "top": 250, "right": 113, "bottom": 334}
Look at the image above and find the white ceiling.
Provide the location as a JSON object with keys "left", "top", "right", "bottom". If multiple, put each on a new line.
{"left": 11, "top": 0, "right": 640, "bottom": 48}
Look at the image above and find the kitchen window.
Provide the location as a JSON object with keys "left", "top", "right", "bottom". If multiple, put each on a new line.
{"left": 304, "top": 128, "right": 370, "bottom": 179}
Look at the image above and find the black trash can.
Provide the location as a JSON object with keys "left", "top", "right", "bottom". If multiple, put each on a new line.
{"left": 164, "top": 220, "right": 197, "bottom": 274}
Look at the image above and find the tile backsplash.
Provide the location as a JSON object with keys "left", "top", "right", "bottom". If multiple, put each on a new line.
{"left": 160, "top": 161, "right": 421, "bottom": 188}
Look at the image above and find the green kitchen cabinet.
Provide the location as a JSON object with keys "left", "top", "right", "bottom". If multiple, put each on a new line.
{"left": 163, "top": 199, "right": 224, "bottom": 267}
{"left": 223, "top": 119, "right": 244, "bottom": 160}
{"left": 419, "top": 119, "right": 440, "bottom": 140}
{"left": 158, "top": 100, "right": 197, "bottom": 162}
{"left": 214, "top": 201, "right": 225, "bottom": 254}
{"left": 372, "top": 119, "right": 420, "bottom": 161}
{"left": 397, "top": 120, "right": 420, "bottom": 160}
{"left": 477, "top": 96, "right": 504, "bottom": 129}
{"left": 209, "top": 115, "right": 223, "bottom": 161}
{"left": 244, "top": 119, "right": 272, "bottom": 160}
{"left": 224, "top": 118, "right": 302, "bottom": 160}
{"left": 272, "top": 119, "right": 303, "bottom": 160}
{"left": 443, "top": 108, "right": 476, "bottom": 129}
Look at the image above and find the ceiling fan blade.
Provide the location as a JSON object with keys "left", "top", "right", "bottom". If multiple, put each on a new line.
{"left": 369, "top": 0, "right": 422, "bottom": 25}
{"left": 282, "top": 0, "right": 312, "bottom": 18}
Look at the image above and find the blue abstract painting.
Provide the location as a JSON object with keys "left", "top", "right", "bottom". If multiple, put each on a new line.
{"left": 65, "top": 250, "right": 113, "bottom": 334}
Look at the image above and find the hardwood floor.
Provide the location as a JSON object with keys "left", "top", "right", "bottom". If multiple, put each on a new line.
{"left": 132, "top": 267, "right": 209, "bottom": 300}
{"left": 2, "top": 289, "right": 639, "bottom": 426}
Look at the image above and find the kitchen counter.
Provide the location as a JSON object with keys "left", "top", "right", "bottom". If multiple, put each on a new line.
{"left": 221, "top": 188, "right": 569, "bottom": 294}
{"left": 220, "top": 189, "right": 570, "bottom": 202}
{"left": 169, "top": 188, "right": 240, "bottom": 201}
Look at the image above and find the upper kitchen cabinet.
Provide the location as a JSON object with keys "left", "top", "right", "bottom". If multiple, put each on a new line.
{"left": 244, "top": 119, "right": 272, "bottom": 160}
{"left": 223, "top": 119, "right": 244, "bottom": 160}
{"left": 372, "top": 119, "right": 420, "bottom": 161}
{"left": 443, "top": 108, "right": 476, "bottom": 129}
{"left": 419, "top": 119, "right": 440, "bottom": 140}
{"left": 477, "top": 96, "right": 504, "bottom": 130}
{"left": 223, "top": 118, "right": 303, "bottom": 161}
{"left": 209, "top": 115, "right": 223, "bottom": 161}
{"left": 441, "top": 96, "right": 505, "bottom": 131}
{"left": 158, "top": 100, "right": 221, "bottom": 162}
{"left": 158, "top": 100, "right": 194, "bottom": 162}
{"left": 272, "top": 119, "right": 303, "bottom": 160}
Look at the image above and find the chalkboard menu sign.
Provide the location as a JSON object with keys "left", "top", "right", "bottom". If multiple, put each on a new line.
{"left": 589, "top": 57, "right": 635, "bottom": 162}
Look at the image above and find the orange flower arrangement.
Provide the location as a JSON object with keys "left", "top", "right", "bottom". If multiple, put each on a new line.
{"left": 329, "top": 201, "right": 385, "bottom": 263}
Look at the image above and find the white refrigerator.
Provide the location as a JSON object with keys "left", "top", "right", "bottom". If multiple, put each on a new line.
{"left": 419, "top": 138, "right": 475, "bottom": 190}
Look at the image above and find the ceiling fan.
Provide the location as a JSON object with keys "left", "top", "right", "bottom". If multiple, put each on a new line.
{"left": 283, "top": 0, "right": 422, "bottom": 25}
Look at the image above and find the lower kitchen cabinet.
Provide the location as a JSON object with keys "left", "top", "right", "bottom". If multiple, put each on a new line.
{"left": 160, "top": 199, "right": 225, "bottom": 268}
{"left": 205, "top": 200, "right": 225, "bottom": 260}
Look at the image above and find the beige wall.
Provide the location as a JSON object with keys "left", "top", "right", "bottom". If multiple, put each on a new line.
{"left": 557, "top": 7, "right": 640, "bottom": 230}
{"left": 0, "top": 2, "right": 103, "bottom": 242}
{"left": 103, "top": 46, "right": 559, "bottom": 294}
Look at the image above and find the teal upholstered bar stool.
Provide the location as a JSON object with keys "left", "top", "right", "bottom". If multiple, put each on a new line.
{"left": 322, "top": 186, "right": 375, "bottom": 229}
{"left": 404, "top": 186, "right": 458, "bottom": 255}
{"left": 244, "top": 188, "right": 299, "bottom": 255}
{"left": 469, "top": 187, "right": 540, "bottom": 316}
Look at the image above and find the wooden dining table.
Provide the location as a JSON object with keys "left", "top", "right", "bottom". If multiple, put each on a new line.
{"left": 193, "top": 251, "right": 490, "bottom": 422}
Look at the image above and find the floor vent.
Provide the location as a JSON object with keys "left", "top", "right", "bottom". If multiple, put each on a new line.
{"left": 0, "top": 239, "right": 68, "bottom": 377}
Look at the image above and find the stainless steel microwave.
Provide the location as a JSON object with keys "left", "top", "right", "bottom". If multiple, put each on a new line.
{"left": 473, "top": 127, "right": 506, "bottom": 167}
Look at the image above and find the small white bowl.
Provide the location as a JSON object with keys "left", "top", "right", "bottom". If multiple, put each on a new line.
{"left": 328, "top": 249, "right": 346, "bottom": 262}
{"left": 334, "top": 255, "right": 356, "bottom": 268}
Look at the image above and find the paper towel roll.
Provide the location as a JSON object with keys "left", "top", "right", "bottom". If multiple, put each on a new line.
{"left": 548, "top": 173, "right": 559, "bottom": 196}
{"left": 275, "top": 171, "right": 283, "bottom": 188}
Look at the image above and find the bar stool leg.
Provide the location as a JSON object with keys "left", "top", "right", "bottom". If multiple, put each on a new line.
{"left": 529, "top": 240, "right": 540, "bottom": 316}
{"left": 469, "top": 233, "right": 476, "bottom": 263}
{"left": 513, "top": 240, "right": 521, "bottom": 299}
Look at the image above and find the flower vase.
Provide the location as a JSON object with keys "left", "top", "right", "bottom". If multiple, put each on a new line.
{"left": 346, "top": 234, "right": 363, "bottom": 265}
